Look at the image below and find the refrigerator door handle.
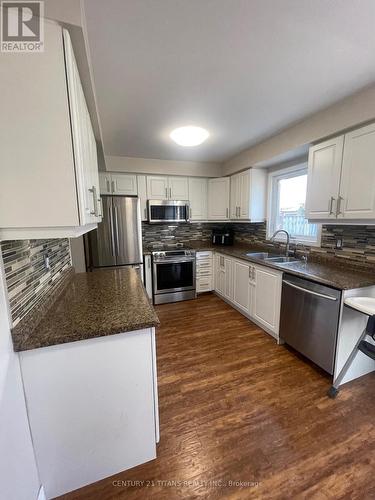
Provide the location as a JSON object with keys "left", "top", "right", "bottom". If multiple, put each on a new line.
{"left": 114, "top": 205, "right": 120, "bottom": 256}
{"left": 109, "top": 202, "right": 116, "bottom": 256}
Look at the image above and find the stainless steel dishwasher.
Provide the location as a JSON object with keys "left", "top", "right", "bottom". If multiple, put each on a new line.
{"left": 279, "top": 274, "right": 341, "bottom": 374}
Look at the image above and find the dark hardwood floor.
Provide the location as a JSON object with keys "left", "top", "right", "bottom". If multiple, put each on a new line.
{"left": 59, "top": 293, "right": 375, "bottom": 499}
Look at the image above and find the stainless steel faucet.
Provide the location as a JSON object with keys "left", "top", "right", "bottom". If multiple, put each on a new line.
{"left": 270, "top": 230, "right": 290, "bottom": 256}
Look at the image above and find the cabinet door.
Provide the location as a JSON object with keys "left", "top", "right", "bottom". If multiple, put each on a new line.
{"left": 232, "top": 260, "right": 251, "bottom": 313}
{"left": 239, "top": 170, "right": 250, "bottom": 219}
{"left": 214, "top": 254, "right": 225, "bottom": 295}
{"left": 305, "top": 136, "right": 343, "bottom": 220}
{"left": 99, "top": 173, "right": 112, "bottom": 195}
{"left": 208, "top": 178, "right": 230, "bottom": 220}
{"left": 147, "top": 176, "right": 168, "bottom": 200}
{"left": 339, "top": 123, "right": 375, "bottom": 219}
{"left": 230, "top": 174, "right": 240, "bottom": 219}
{"left": 168, "top": 177, "right": 189, "bottom": 200}
{"left": 112, "top": 174, "right": 138, "bottom": 196}
{"left": 253, "top": 266, "right": 282, "bottom": 335}
{"left": 188, "top": 178, "right": 208, "bottom": 220}
{"left": 224, "top": 257, "right": 233, "bottom": 300}
{"left": 137, "top": 175, "right": 148, "bottom": 221}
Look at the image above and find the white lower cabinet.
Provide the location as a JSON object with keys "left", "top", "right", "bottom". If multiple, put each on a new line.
{"left": 213, "top": 253, "right": 282, "bottom": 339}
{"left": 252, "top": 264, "right": 282, "bottom": 335}
{"left": 196, "top": 251, "right": 213, "bottom": 293}
{"left": 19, "top": 328, "right": 159, "bottom": 499}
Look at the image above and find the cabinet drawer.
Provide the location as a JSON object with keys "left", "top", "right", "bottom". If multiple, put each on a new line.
{"left": 197, "top": 277, "right": 213, "bottom": 292}
{"left": 197, "top": 268, "right": 212, "bottom": 278}
{"left": 196, "top": 251, "right": 213, "bottom": 260}
{"left": 197, "top": 261, "right": 212, "bottom": 271}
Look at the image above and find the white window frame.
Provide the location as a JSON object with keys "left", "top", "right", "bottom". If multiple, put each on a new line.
{"left": 267, "top": 163, "right": 322, "bottom": 247}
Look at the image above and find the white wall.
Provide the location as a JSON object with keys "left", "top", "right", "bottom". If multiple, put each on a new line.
{"left": 105, "top": 155, "right": 222, "bottom": 178}
{"left": 0, "top": 256, "right": 41, "bottom": 500}
{"left": 223, "top": 83, "right": 375, "bottom": 175}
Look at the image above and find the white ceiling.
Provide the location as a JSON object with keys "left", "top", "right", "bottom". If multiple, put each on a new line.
{"left": 83, "top": 0, "right": 375, "bottom": 163}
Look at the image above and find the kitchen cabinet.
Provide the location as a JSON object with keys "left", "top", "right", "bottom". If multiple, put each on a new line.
{"left": 339, "top": 123, "right": 375, "bottom": 219}
{"left": 20, "top": 327, "right": 159, "bottom": 499}
{"left": 214, "top": 254, "right": 225, "bottom": 295}
{"left": 230, "top": 169, "right": 267, "bottom": 221}
{"left": 99, "top": 172, "right": 138, "bottom": 196}
{"left": 208, "top": 178, "right": 230, "bottom": 220}
{"left": 188, "top": 178, "right": 208, "bottom": 220}
{"left": 146, "top": 176, "right": 188, "bottom": 200}
{"left": 305, "top": 136, "right": 344, "bottom": 219}
{"left": 252, "top": 264, "right": 282, "bottom": 335}
{"left": 306, "top": 122, "right": 375, "bottom": 221}
{"left": 137, "top": 175, "right": 148, "bottom": 221}
{"left": 232, "top": 259, "right": 251, "bottom": 313}
{"left": 0, "top": 23, "right": 101, "bottom": 239}
{"left": 196, "top": 251, "right": 213, "bottom": 293}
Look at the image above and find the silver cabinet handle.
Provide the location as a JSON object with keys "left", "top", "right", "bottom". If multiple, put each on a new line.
{"left": 226, "top": 207, "right": 229, "bottom": 218}
{"left": 169, "top": 187, "right": 172, "bottom": 199}
{"left": 336, "top": 196, "right": 343, "bottom": 216}
{"left": 111, "top": 180, "right": 116, "bottom": 193}
{"left": 328, "top": 196, "right": 335, "bottom": 215}
{"left": 248, "top": 266, "right": 252, "bottom": 278}
{"left": 283, "top": 280, "right": 337, "bottom": 301}
{"left": 106, "top": 178, "right": 110, "bottom": 193}
{"left": 89, "top": 186, "right": 98, "bottom": 216}
{"left": 165, "top": 187, "right": 168, "bottom": 198}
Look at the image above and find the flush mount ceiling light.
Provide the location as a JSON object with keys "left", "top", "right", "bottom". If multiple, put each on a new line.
{"left": 170, "top": 126, "right": 209, "bottom": 147}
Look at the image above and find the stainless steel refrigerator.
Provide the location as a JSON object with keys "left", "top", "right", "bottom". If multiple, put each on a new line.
{"left": 87, "top": 196, "right": 143, "bottom": 270}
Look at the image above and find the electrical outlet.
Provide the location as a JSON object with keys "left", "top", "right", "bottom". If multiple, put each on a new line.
{"left": 335, "top": 237, "right": 343, "bottom": 249}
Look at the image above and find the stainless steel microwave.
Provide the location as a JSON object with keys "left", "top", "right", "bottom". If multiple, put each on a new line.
{"left": 147, "top": 200, "right": 190, "bottom": 223}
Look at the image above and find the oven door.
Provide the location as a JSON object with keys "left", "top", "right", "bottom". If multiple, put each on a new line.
{"left": 153, "top": 259, "right": 196, "bottom": 294}
{"left": 148, "top": 200, "right": 190, "bottom": 223}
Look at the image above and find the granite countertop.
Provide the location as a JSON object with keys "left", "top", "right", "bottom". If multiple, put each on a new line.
{"left": 12, "top": 267, "right": 160, "bottom": 352}
{"left": 144, "top": 240, "right": 375, "bottom": 290}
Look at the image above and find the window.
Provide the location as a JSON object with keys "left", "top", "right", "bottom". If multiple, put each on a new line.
{"left": 267, "top": 164, "right": 321, "bottom": 246}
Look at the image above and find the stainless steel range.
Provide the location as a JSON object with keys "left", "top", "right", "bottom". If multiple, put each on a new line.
{"left": 151, "top": 244, "right": 196, "bottom": 305}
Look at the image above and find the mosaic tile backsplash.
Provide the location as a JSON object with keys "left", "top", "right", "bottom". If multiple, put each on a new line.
{"left": 1, "top": 239, "right": 71, "bottom": 326}
{"left": 142, "top": 221, "right": 375, "bottom": 266}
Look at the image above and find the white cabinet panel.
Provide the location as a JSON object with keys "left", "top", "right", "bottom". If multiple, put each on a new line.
{"left": 147, "top": 176, "right": 169, "bottom": 200}
{"left": 305, "top": 136, "right": 344, "bottom": 219}
{"left": 232, "top": 259, "right": 251, "bottom": 313}
{"left": 214, "top": 254, "right": 225, "bottom": 295}
{"left": 208, "top": 178, "right": 230, "bottom": 220}
{"left": 253, "top": 265, "right": 282, "bottom": 335}
{"left": 230, "top": 169, "right": 266, "bottom": 221}
{"left": 169, "top": 176, "right": 189, "bottom": 200}
{"left": 99, "top": 172, "right": 112, "bottom": 195}
{"left": 144, "top": 254, "right": 153, "bottom": 298}
{"left": 112, "top": 174, "right": 138, "bottom": 195}
{"left": 137, "top": 175, "right": 148, "bottom": 221}
{"left": 340, "top": 123, "right": 375, "bottom": 219}
{"left": 188, "top": 178, "right": 208, "bottom": 220}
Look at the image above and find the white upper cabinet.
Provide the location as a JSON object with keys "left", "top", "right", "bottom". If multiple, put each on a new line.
{"left": 99, "top": 173, "right": 138, "bottom": 196}
{"left": 146, "top": 176, "right": 188, "bottom": 200}
{"left": 0, "top": 23, "right": 101, "bottom": 239}
{"left": 137, "top": 175, "right": 148, "bottom": 221}
{"left": 339, "top": 123, "right": 375, "bottom": 219}
{"left": 230, "top": 169, "right": 267, "bottom": 221}
{"left": 305, "top": 136, "right": 343, "bottom": 220}
{"left": 168, "top": 176, "right": 189, "bottom": 200}
{"left": 147, "top": 176, "right": 169, "bottom": 200}
{"left": 208, "top": 178, "right": 230, "bottom": 220}
{"left": 306, "top": 122, "right": 375, "bottom": 221}
{"left": 188, "top": 178, "right": 208, "bottom": 220}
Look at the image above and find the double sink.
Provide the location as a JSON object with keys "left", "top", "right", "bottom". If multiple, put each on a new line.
{"left": 245, "top": 252, "right": 299, "bottom": 264}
